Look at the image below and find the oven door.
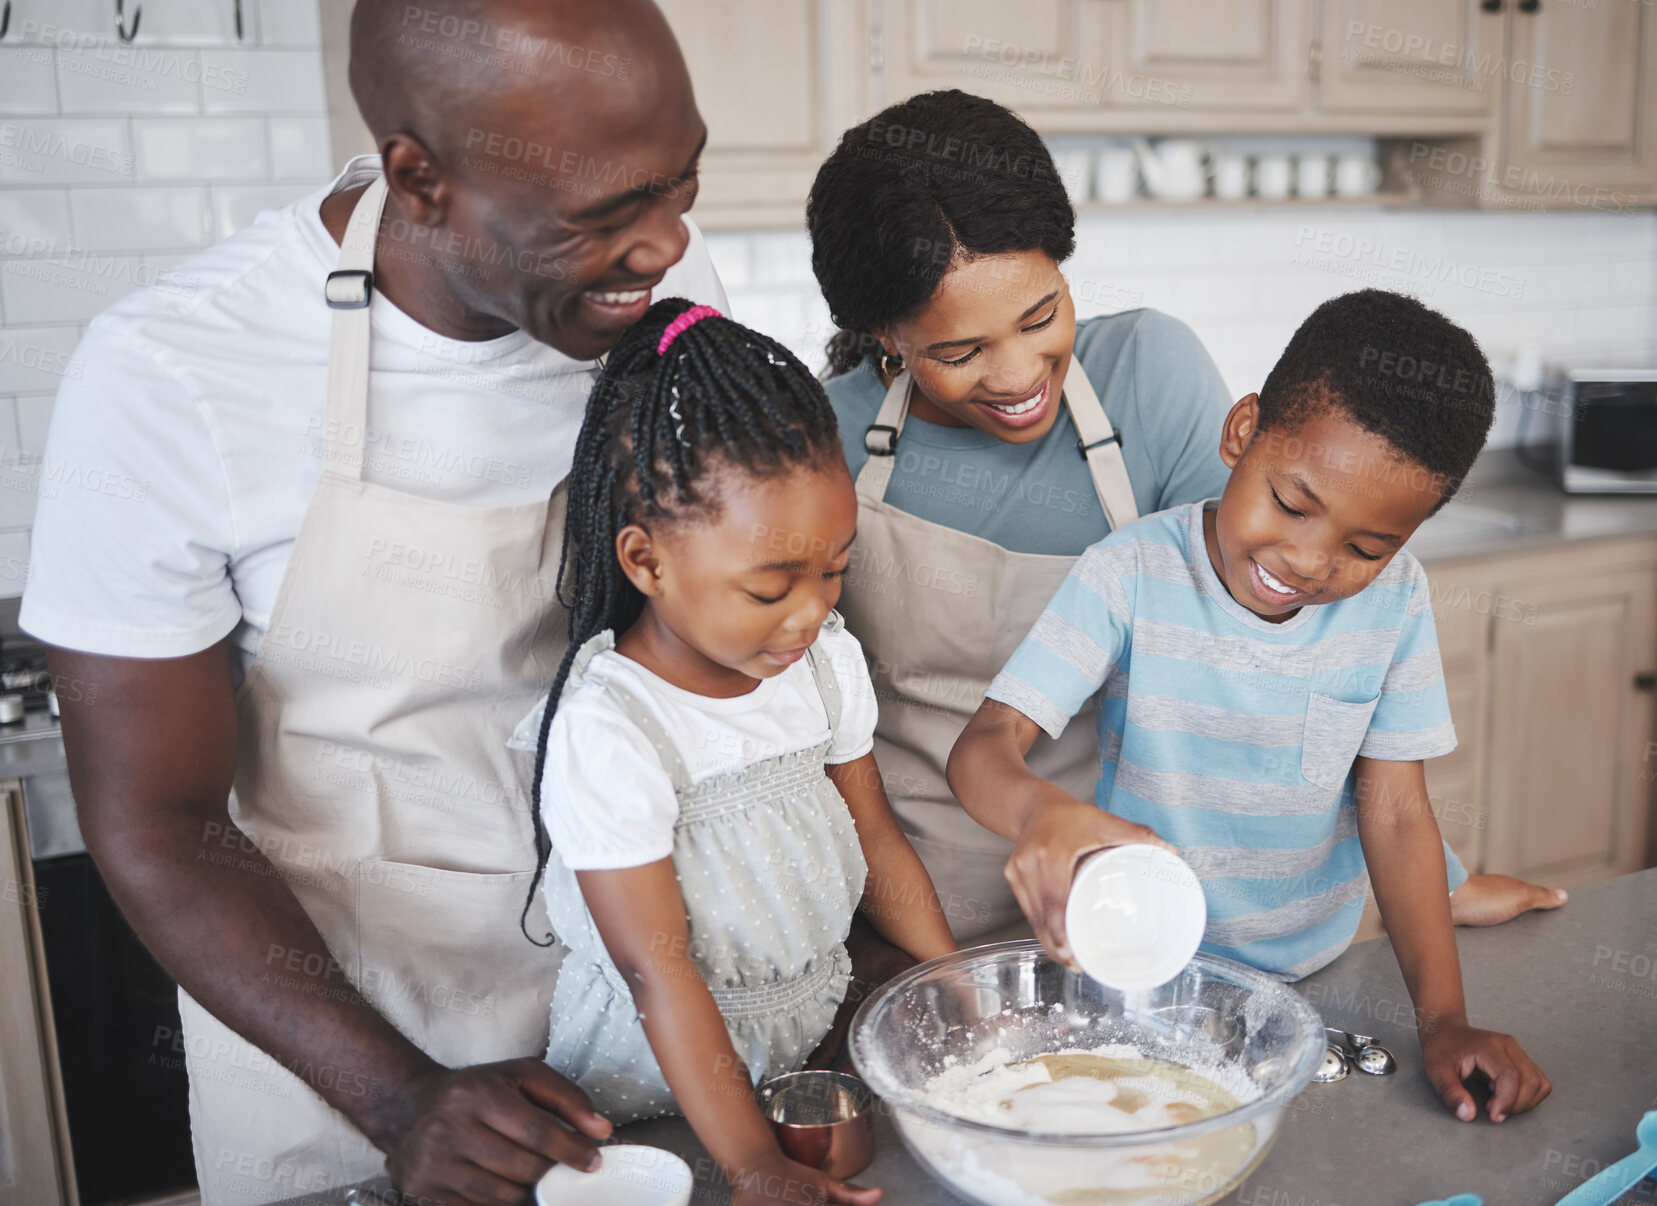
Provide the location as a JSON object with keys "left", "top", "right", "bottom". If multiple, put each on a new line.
{"left": 28, "top": 765, "right": 196, "bottom": 1204}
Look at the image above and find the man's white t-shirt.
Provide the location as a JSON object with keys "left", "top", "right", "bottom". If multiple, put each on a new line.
{"left": 526, "top": 622, "right": 878, "bottom": 872}
{"left": 19, "top": 156, "right": 729, "bottom": 676}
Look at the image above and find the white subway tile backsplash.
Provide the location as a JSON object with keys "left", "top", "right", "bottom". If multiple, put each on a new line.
{"left": 15, "top": 395, "right": 53, "bottom": 459}
{"left": 0, "top": 530, "right": 30, "bottom": 599}
{"left": 210, "top": 182, "right": 309, "bottom": 237}
{"left": 70, "top": 186, "right": 213, "bottom": 251}
{"left": 134, "top": 117, "right": 267, "bottom": 180}
{"left": 748, "top": 230, "right": 812, "bottom": 286}
{"left": 257, "top": 0, "right": 321, "bottom": 46}
{"left": 0, "top": 397, "right": 20, "bottom": 459}
{"left": 130, "top": 0, "right": 242, "bottom": 45}
{"left": 0, "top": 456, "right": 40, "bottom": 528}
{"left": 701, "top": 233, "right": 752, "bottom": 290}
{"left": 0, "top": 191, "right": 73, "bottom": 255}
{"left": 1, "top": 252, "right": 146, "bottom": 322}
{"left": 268, "top": 116, "right": 331, "bottom": 181}
{"left": 201, "top": 49, "right": 325, "bottom": 114}
{"left": 57, "top": 48, "right": 203, "bottom": 115}
{"left": 0, "top": 118, "right": 135, "bottom": 185}
{"left": 0, "top": 48, "right": 60, "bottom": 114}
{"left": 8, "top": 0, "right": 114, "bottom": 44}
{"left": 0, "top": 325, "right": 84, "bottom": 394}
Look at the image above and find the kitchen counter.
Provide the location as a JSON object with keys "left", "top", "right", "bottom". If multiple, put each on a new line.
{"left": 1407, "top": 450, "right": 1657, "bottom": 565}
{"left": 285, "top": 869, "right": 1657, "bottom": 1206}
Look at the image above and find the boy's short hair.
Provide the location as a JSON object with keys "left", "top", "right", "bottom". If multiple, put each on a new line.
{"left": 1257, "top": 289, "right": 1495, "bottom": 507}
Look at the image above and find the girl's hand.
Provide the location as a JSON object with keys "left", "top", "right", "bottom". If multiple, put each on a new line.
{"left": 726, "top": 1148, "right": 883, "bottom": 1206}
{"left": 1005, "top": 793, "right": 1173, "bottom": 972}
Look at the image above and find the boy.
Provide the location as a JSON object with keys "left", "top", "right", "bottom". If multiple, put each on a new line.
{"left": 948, "top": 290, "right": 1550, "bottom": 1123}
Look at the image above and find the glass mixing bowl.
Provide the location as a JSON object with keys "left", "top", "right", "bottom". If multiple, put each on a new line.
{"left": 849, "top": 941, "right": 1325, "bottom": 1206}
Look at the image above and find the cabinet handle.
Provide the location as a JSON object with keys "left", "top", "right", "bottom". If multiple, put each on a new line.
{"left": 1480, "top": 0, "right": 1503, "bottom": 11}
{"left": 1635, "top": 672, "right": 1657, "bottom": 692}
{"left": 1517, "top": 0, "right": 1540, "bottom": 9}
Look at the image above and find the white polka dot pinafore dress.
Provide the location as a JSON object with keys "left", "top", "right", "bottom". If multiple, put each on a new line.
{"left": 533, "top": 616, "right": 870, "bottom": 1123}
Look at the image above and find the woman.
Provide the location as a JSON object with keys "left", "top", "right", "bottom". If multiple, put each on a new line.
{"left": 807, "top": 89, "right": 1560, "bottom": 943}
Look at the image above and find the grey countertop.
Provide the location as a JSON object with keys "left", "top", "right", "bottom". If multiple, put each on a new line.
{"left": 286, "top": 869, "right": 1657, "bottom": 1206}
{"left": 1406, "top": 449, "right": 1657, "bottom": 565}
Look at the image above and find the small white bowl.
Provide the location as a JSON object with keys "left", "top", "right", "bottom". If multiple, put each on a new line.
{"left": 535, "top": 1144, "right": 694, "bottom": 1206}
{"left": 1064, "top": 844, "right": 1206, "bottom": 991}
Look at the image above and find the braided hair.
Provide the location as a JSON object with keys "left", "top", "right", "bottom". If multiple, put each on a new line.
{"left": 521, "top": 297, "right": 845, "bottom": 943}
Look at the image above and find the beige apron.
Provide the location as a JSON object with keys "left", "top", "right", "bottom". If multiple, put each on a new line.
{"left": 177, "top": 177, "right": 567, "bottom": 1206}
{"left": 836, "top": 362, "right": 1136, "bottom": 942}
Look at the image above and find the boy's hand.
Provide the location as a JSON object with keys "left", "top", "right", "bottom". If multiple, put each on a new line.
{"left": 1006, "top": 794, "right": 1174, "bottom": 971}
{"left": 1421, "top": 1019, "right": 1552, "bottom": 1122}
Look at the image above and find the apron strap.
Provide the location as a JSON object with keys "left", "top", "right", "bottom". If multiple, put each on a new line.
{"left": 853, "top": 369, "right": 913, "bottom": 503}
{"left": 1061, "top": 362, "right": 1140, "bottom": 531}
{"left": 322, "top": 176, "right": 390, "bottom": 482}
{"left": 599, "top": 678, "right": 696, "bottom": 796}
{"left": 853, "top": 358, "right": 1141, "bottom": 531}
{"left": 805, "top": 613, "right": 845, "bottom": 734}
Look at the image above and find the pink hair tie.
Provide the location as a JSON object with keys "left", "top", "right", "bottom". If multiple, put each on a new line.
{"left": 657, "top": 304, "right": 722, "bottom": 355}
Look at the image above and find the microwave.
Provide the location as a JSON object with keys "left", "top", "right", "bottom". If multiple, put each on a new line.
{"left": 1549, "top": 364, "right": 1657, "bottom": 493}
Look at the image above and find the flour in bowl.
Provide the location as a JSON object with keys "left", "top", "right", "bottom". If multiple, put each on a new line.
{"left": 922, "top": 1045, "right": 1244, "bottom": 1134}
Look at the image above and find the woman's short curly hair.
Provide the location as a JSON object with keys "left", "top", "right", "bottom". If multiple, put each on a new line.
{"left": 807, "top": 90, "right": 1076, "bottom": 376}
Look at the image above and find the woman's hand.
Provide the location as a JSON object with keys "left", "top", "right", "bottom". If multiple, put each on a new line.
{"left": 1005, "top": 792, "right": 1172, "bottom": 971}
{"left": 726, "top": 1147, "right": 882, "bottom": 1206}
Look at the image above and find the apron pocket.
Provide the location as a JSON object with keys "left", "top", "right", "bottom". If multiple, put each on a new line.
{"left": 1300, "top": 693, "right": 1380, "bottom": 791}
{"left": 355, "top": 860, "right": 560, "bottom": 1067}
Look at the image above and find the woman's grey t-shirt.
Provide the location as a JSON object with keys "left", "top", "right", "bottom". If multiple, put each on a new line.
{"left": 825, "top": 309, "right": 1233, "bottom": 555}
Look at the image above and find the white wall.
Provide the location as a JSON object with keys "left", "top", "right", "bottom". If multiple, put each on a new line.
{"left": 707, "top": 205, "right": 1657, "bottom": 453}
{"left": 0, "top": 0, "right": 333, "bottom": 597}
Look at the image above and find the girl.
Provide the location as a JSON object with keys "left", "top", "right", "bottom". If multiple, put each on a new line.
{"left": 511, "top": 299, "right": 955, "bottom": 1204}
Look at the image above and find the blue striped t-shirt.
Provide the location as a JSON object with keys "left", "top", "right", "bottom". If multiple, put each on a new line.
{"left": 987, "top": 500, "right": 1459, "bottom": 980}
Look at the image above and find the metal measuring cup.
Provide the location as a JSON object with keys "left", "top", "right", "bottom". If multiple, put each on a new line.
{"left": 756, "top": 1070, "right": 876, "bottom": 1178}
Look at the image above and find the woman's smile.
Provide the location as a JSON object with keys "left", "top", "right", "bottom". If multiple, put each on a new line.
{"left": 973, "top": 375, "right": 1054, "bottom": 430}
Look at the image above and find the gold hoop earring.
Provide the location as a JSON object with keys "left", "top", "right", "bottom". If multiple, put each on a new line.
{"left": 880, "top": 351, "right": 904, "bottom": 377}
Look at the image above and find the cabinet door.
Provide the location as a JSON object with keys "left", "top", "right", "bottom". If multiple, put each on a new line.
{"left": 875, "top": 0, "right": 1114, "bottom": 120}
{"left": 659, "top": 0, "right": 871, "bottom": 226}
{"left": 1317, "top": 0, "right": 1502, "bottom": 116}
{"left": 1103, "top": 0, "right": 1308, "bottom": 112}
{"left": 1502, "top": 0, "right": 1657, "bottom": 198}
{"left": 0, "top": 785, "right": 69, "bottom": 1206}
{"left": 1485, "top": 570, "right": 1657, "bottom": 886}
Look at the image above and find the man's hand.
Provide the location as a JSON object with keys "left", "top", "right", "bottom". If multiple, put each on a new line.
{"left": 1005, "top": 795, "right": 1172, "bottom": 971}
{"left": 1420, "top": 1019, "right": 1552, "bottom": 1123}
{"left": 384, "top": 1059, "right": 612, "bottom": 1206}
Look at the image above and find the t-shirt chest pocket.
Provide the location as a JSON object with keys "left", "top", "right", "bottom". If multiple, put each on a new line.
{"left": 1300, "top": 692, "right": 1380, "bottom": 791}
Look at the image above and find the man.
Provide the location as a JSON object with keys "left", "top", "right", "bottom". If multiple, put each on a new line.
{"left": 24, "top": 1, "right": 723, "bottom": 1202}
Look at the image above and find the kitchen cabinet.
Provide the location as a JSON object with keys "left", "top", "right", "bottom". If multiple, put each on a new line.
{"left": 1316, "top": 0, "right": 1502, "bottom": 117}
{"left": 0, "top": 781, "right": 73, "bottom": 1206}
{"left": 873, "top": 0, "right": 1304, "bottom": 126}
{"left": 1498, "top": 0, "right": 1657, "bottom": 204}
{"left": 1483, "top": 553, "right": 1657, "bottom": 885}
{"left": 1356, "top": 536, "right": 1657, "bottom": 940}
{"left": 656, "top": 0, "right": 873, "bottom": 227}
{"left": 1102, "top": 0, "right": 1307, "bottom": 113}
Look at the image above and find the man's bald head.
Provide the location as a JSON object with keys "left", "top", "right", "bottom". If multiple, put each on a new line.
{"left": 340, "top": 0, "right": 707, "bottom": 360}
{"left": 350, "top": 0, "right": 682, "bottom": 158}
